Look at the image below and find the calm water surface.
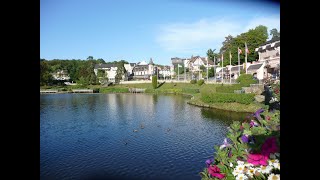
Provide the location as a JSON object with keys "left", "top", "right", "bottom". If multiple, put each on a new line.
{"left": 40, "top": 94, "right": 247, "bottom": 180}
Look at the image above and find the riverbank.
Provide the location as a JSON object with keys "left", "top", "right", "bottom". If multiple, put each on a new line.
{"left": 41, "top": 81, "right": 265, "bottom": 113}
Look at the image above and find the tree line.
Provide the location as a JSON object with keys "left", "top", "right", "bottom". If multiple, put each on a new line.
{"left": 40, "top": 56, "right": 128, "bottom": 86}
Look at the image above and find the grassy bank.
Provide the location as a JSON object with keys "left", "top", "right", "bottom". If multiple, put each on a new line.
{"left": 40, "top": 78, "right": 264, "bottom": 113}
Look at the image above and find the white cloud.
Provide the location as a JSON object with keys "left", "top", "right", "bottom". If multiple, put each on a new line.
{"left": 156, "top": 16, "right": 279, "bottom": 54}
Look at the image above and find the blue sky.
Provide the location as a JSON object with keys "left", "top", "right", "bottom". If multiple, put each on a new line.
{"left": 40, "top": 0, "right": 279, "bottom": 65}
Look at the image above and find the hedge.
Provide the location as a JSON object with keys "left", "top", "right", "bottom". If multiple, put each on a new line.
{"left": 201, "top": 93, "right": 255, "bottom": 105}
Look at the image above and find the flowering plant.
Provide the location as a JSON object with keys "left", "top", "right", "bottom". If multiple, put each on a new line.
{"left": 200, "top": 108, "right": 280, "bottom": 180}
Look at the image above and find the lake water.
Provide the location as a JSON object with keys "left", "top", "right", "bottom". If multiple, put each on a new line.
{"left": 40, "top": 93, "right": 247, "bottom": 180}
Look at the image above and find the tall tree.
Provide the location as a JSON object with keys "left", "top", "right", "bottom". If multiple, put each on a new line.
{"left": 270, "top": 28, "right": 280, "bottom": 40}
{"left": 87, "top": 56, "right": 94, "bottom": 60}
{"left": 115, "top": 63, "right": 126, "bottom": 84}
{"left": 207, "top": 49, "right": 218, "bottom": 64}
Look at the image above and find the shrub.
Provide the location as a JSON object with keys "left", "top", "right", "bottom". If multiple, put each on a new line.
{"left": 152, "top": 75, "right": 158, "bottom": 89}
{"left": 237, "top": 74, "right": 257, "bottom": 85}
{"left": 99, "top": 87, "right": 129, "bottom": 93}
{"left": 190, "top": 80, "right": 197, "bottom": 84}
{"left": 216, "top": 84, "right": 243, "bottom": 93}
{"left": 201, "top": 93, "right": 255, "bottom": 105}
{"left": 198, "top": 79, "right": 205, "bottom": 86}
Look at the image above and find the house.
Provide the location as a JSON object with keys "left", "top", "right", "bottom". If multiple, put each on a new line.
{"left": 124, "top": 63, "right": 136, "bottom": 78}
{"left": 187, "top": 56, "right": 214, "bottom": 72}
{"left": 228, "top": 65, "right": 244, "bottom": 79}
{"left": 171, "top": 56, "right": 214, "bottom": 80}
{"left": 94, "top": 63, "right": 127, "bottom": 83}
{"left": 132, "top": 58, "right": 156, "bottom": 79}
{"left": 246, "top": 63, "right": 264, "bottom": 80}
{"left": 51, "top": 70, "right": 70, "bottom": 81}
{"left": 255, "top": 37, "right": 280, "bottom": 79}
{"left": 158, "top": 65, "right": 171, "bottom": 79}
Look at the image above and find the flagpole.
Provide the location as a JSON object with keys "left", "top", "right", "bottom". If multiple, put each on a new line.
{"left": 207, "top": 57, "right": 209, "bottom": 83}
{"left": 214, "top": 56, "right": 216, "bottom": 83}
{"left": 245, "top": 42, "right": 248, "bottom": 74}
{"left": 198, "top": 58, "right": 200, "bottom": 81}
{"left": 230, "top": 51, "right": 231, "bottom": 84}
{"left": 178, "top": 64, "right": 179, "bottom": 81}
{"left": 184, "top": 59, "right": 186, "bottom": 82}
{"left": 222, "top": 53, "right": 224, "bottom": 82}
{"left": 238, "top": 47, "right": 240, "bottom": 78}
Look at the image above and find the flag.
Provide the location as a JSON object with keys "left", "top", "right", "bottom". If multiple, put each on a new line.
{"left": 238, "top": 47, "right": 242, "bottom": 54}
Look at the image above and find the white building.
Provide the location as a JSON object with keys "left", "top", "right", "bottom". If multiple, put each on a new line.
{"left": 254, "top": 37, "right": 280, "bottom": 79}
{"left": 51, "top": 70, "right": 70, "bottom": 81}
{"left": 94, "top": 63, "right": 126, "bottom": 83}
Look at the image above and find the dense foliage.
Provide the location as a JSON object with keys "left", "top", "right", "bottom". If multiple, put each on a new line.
{"left": 216, "top": 74, "right": 257, "bottom": 93}
{"left": 201, "top": 93, "right": 255, "bottom": 105}
{"left": 40, "top": 57, "right": 128, "bottom": 86}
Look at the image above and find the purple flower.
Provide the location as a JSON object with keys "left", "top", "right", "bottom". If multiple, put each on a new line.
{"left": 241, "top": 135, "right": 249, "bottom": 143}
{"left": 254, "top": 108, "right": 264, "bottom": 120}
{"left": 219, "top": 138, "right": 231, "bottom": 149}
{"left": 250, "top": 120, "right": 259, "bottom": 127}
{"left": 205, "top": 158, "right": 214, "bottom": 167}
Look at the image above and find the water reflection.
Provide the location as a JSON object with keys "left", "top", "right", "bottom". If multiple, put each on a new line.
{"left": 40, "top": 94, "right": 247, "bottom": 180}
{"left": 201, "top": 108, "right": 247, "bottom": 123}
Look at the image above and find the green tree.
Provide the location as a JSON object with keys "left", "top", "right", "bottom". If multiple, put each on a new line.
{"left": 87, "top": 56, "right": 94, "bottom": 60}
{"left": 77, "top": 76, "right": 88, "bottom": 86}
{"left": 207, "top": 49, "right": 219, "bottom": 63}
{"left": 115, "top": 63, "right": 126, "bottom": 84}
{"left": 40, "top": 60, "right": 53, "bottom": 86}
{"left": 97, "top": 58, "right": 106, "bottom": 64}
{"left": 208, "top": 67, "right": 215, "bottom": 77}
{"left": 174, "top": 64, "right": 184, "bottom": 74}
{"left": 270, "top": 28, "right": 280, "bottom": 40}
{"left": 219, "top": 25, "right": 268, "bottom": 65}
{"left": 152, "top": 75, "right": 158, "bottom": 89}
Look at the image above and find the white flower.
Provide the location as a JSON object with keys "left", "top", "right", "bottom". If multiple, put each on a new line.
{"left": 236, "top": 173, "right": 248, "bottom": 180}
{"left": 233, "top": 169, "right": 241, "bottom": 176}
{"left": 246, "top": 167, "right": 255, "bottom": 178}
{"left": 244, "top": 163, "right": 253, "bottom": 167}
{"left": 268, "top": 173, "right": 280, "bottom": 180}
{"left": 260, "top": 165, "right": 273, "bottom": 174}
{"left": 230, "top": 162, "right": 233, "bottom": 167}
{"left": 273, "top": 162, "right": 280, "bottom": 170}
{"left": 237, "top": 160, "right": 245, "bottom": 165}
{"left": 236, "top": 165, "right": 246, "bottom": 173}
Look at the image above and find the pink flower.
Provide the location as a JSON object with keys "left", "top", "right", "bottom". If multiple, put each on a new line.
{"left": 261, "top": 137, "right": 278, "bottom": 156}
{"left": 247, "top": 153, "right": 268, "bottom": 166}
{"left": 208, "top": 165, "right": 226, "bottom": 179}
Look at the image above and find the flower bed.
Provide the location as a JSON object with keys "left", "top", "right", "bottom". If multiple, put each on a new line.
{"left": 200, "top": 108, "right": 280, "bottom": 180}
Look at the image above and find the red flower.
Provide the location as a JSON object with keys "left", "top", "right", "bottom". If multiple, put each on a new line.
{"left": 247, "top": 153, "right": 268, "bottom": 166}
{"left": 266, "top": 116, "right": 270, "bottom": 121}
{"left": 208, "top": 165, "right": 226, "bottom": 179}
{"left": 261, "top": 137, "right": 278, "bottom": 156}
